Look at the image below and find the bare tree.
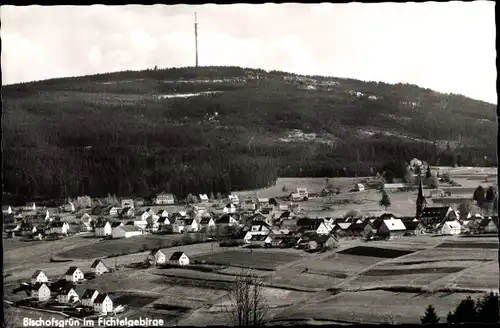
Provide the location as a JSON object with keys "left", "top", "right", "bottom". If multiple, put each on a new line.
{"left": 225, "top": 268, "right": 269, "bottom": 326}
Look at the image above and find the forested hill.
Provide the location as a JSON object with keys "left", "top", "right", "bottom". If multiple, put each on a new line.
{"left": 2, "top": 66, "right": 497, "bottom": 203}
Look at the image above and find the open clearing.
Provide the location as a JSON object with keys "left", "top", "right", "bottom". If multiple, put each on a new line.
{"left": 193, "top": 249, "right": 303, "bottom": 270}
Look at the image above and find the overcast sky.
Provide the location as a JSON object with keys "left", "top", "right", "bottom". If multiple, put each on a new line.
{"left": 1, "top": 3, "right": 497, "bottom": 103}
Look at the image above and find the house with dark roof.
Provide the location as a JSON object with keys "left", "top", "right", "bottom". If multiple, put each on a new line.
{"left": 199, "top": 217, "right": 215, "bottom": 231}
{"left": 65, "top": 266, "right": 84, "bottom": 282}
{"left": 347, "top": 220, "right": 366, "bottom": 236}
{"left": 420, "top": 206, "right": 457, "bottom": 226}
{"left": 57, "top": 287, "right": 79, "bottom": 303}
{"left": 479, "top": 217, "right": 498, "bottom": 233}
{"left": 49, "top": 221, "right": 70, "bottom": 235}
{"left": 31, "top": 282, "right": 51, "bottom": 301}
{"left": 112, "top": 225, "right": 142, "bottom": 239}
{"left": 119, "top": 207, "right": 135, "bottom": 218}
{"left": 248, "top": 234, "right": 268, "bottom": 246}
{"left": 93, "top": 293, "right": 113, "bottom": 314}
{"left": 81, "top": 289, "right": 100, "bottom": 307}
{"left": 90, "top": 260, "right": 110, "bottom": 275}
{"left": 307, "top": 233, "right": 339, "bottom": 251}
{"left": 94, "top": 221, "right": 112, "bottom": 237}
{"left": 168, "top": 252, "right": 190, "bottom": 266}
{"left": 31, "top": 270, "right": 48, "bottom": 285}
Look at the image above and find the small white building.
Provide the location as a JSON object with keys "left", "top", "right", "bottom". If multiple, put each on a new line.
{"left": 93, "top": 293, "right": 113, "bottom": 314}
{"left": 109, "top": 207, "right": 121, "bottom": 216}
{"left": 3, "top": 205, "right": 13, "bottom": 215}
{"left": 441, "top": 220, "right": 462, "bottom": 235}
{"left": 140, "top": 211, "right": 151, "bottom": 221}
{"left": 31, "top": 270, "right": 49, "bottom": 285}
{"left": 228, "top": 194, "right": 239, "bottom": 205}
{"left": 150, "top": 249, "right": 167, "bottom": 265}
{"left": 57, "top": 288, "right": 79, "bottom": 303}
{"left": 94, "top": 221, "right": 112, "bottom": 237}
{"left": 121, "top": 199, "right": 134, "bottom": 209}
{"left": 31, "top": 282, "right": 51, "bottom": 302}
{"left": 354, "top": 183, "right": 365, "bottom": 192}
{"left": 157, "top": 210, "right": 169, "bottom": 218}
{"left": 199, "top": 194, "right": 209, "bottom": 202}
{"left": 199, "top": 217, "right": 216, "bottom": 231}
{"left": 64, "top": 266, "right": 84, "bottom": 282}
{"left": 81, "top": 289, "right": 100, "bottom": 307}
{"left": 111, "top": 225, "right": 143, "bottom": 239}
{"left": 223, "top": 203, "right": 237, "bottom": 214}
{"left": 90, "top": 260, "right": 110, "bottom": 275}
{"left": 168, "top": 252, "right": 190, "bottom": 266}
{"left": 64, "top": 202, "right": 76, "bottom": 213}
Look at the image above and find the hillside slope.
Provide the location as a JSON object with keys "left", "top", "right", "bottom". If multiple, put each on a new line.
{"left": 2, "top": 66, "right": 497, "bottom": 202}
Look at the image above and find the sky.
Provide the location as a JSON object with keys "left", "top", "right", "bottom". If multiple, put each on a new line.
{"left": 1, "top": 3, "right": 497, "bottom": 104}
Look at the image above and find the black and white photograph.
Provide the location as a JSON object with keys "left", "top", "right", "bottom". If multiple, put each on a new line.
{"left": 2, "top": 2, "right": 498, "bottom": 327}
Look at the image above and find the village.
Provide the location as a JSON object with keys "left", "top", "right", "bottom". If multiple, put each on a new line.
{"left": 2, "top": 162, "right": 498, "bottom": 323}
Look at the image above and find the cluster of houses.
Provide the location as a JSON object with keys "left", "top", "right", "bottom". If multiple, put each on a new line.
{"left": 27, "top": 260, "right": 114, "bottom": 315}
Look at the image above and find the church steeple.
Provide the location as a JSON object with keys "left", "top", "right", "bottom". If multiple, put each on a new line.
{"left": 416, "top": 176, "right": 426, "bottom": 219}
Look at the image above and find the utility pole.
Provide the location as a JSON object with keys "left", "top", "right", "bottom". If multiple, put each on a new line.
{"left": 194, "top": 12, "right": 199, "bottom": 67}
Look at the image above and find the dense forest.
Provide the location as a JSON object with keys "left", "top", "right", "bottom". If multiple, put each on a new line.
{"left": 2, "top": 66, "right": 497, "bottom": 203}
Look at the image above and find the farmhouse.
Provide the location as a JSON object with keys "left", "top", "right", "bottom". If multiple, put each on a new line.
{"left": 63, "top": 202, "right": 76, "bottom": 213}
{"left": 18, "top": 222, "right": 37, "bottom": 236}
{"left": 377, "top": 217, "right": 406, "bottom": 239}
{"left": 31, "top": 282, "right": 51, "bottom": 301}
{"left": 120, "top": 199, "right": 134, "bottom": 209}
{"left": 90, "top": 260, "right": 110, "bottom": 275}
{"left": 479, "top": 217, "right": 498, "bottom": 233}
{"left": 3, "top": 205, "right": 13, "bottom": 215}
{"left": 149, "top": 249, "right": 167, "bottom": 265}
{"left": 31, "top": 270, "right": 49, "bottom": 285}
{"left": 108, "top": 207, "right": 121, "bottom": 216}
{"left": 65, "top": 266, "right": 84, "bottom": 282}
{"left": 155, "top": 193, "right": 175, "bottom": 205}
{"left": 57, "top": 287, "right": 79, "bottom": 303}
{"left": 290, "top": 188, "right": 309, "bottom": 201}
{"left": 248, "top": 234, "right": 268, "bottom": 246}
{"left": 401, "top": 218, "right": 422, "bottom": 235}
{"left": 440, "top": 220, "right": 461, "bottom": 235}
{"left": 216, "top": 214, "right": 239, "bottom": 228}
{"left": 199, "top": 217, "right": 216, "bottom": 231}
{"left": 199, "top": 194, "right": 209, "bottom": 202}
{"left": 93, "top": 293, "right": 114, "bottom": 314}
{"left": 223, "top": 203, "right": 237, "bottom": 214}
{"left": 120, "top": 207, "right": 135, "bottom": 218}
{"left": 157, "top": 209, "right": 169, "bottom": 218}
{"left": 112, "top": 225, "right": 142, "bottom": 239}
{"left": 354, "top": 183, "right": 365, "bottom": 192}
{"left": 258, "top": 198, "right": 269, "bottom": 206}
{"left": 49, "top": 221, "right": 70, "bottom": 235}
{"left": 94, "top": 221, "right": 112, "bottom": 237}
{"left": 297, "top": 218, "right": 331, "bottom": 235}
{"left": 156, "top": 217, "right": 171, "bottom": 230}
{"left": 169, "top": 252, "right": 190, "bottom": 266}
{"left": 139, "top": 210, "right": 152, "bottom": 221}
{"left": 420, "top": 206, "right": 457, "bottom": 226}
{"left": 241, "top": 198, "right": 257, "bottom": 211}
{"left": 347, "top": 220, "right": 366, "bottom": 236}
{"left": 81, "top": 289, "right": 100, "bottom": 307}
{"left": 307, "top": 234, "right": 339, "bottom": 251}
{"left": 228, "top": 194, "right": 239, "bottom": 205}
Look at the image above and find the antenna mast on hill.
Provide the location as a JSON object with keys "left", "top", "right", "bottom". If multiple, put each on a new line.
{"left": 194, "top": 12, "right": 199, "bottom": 67}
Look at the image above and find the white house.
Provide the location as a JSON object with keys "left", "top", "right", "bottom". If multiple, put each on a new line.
{"left": 228, "top": 194, "right": 239, "bottom": 205}
{"left": 65, "top": 266, "right": 84, "bottom": 282}
{"left": 140, "top": 211, "right": 151, "bottom": 221}
{"left": 93, "top": 293, "right": 113, "bottom": 314}
{"left": 112, "top": 225, "right": 142, "bottom": 239}
{"left": 377, "top": 218, "right": 407, "bottom": 239}
{"left": 3, "top": 206, "right": 13, "bottom": 215}
{"left": 31, "top": 282, "right": 51, "bottom": 301}
{"left": 80, "top": 213, "right": 92, "bottom": 224}
{"left": 243, "top": 230, "right": 269, "bottom": 243}
{"left": 199, "top": 217, "right": 216, "bottom": 231}
{"left": 174, "top": 218, "right": 199, "bottom": 233}
{"left": 64, "top": 202, "right": 76, "bottom": 213}
{"left": 223, "top": 203, "right": 237, "bottom": 214}
{"left": 257, "top": 198, "right": 269, "bottom": 206}
{"left": 168, "top": 252, "right": 190, "bottom": 266}
{"left": 199, "top": 194, "right": 209, "bottom": 202}
{"left": 31, "top": 270, "right": 49, "bottom": 285}
{"left": 157, "top": 210, "right": 169, "bottom": 218}
{"left": 133, "top": 220, "right": 148, "bottom": 231}
{"left": 95, "top": 221, "right": 112, "bottom": 237}
{"left": 441, "top": 220, "right": 461, "bottom": 235}
{"left": 383, "top": 183, "right": 411, "bottom": 191}
{"left": 57, "top": 288, "right": 79, "bottom": 303}
{"left": 109, "top": 207, "right": 121, "bottom": 216}
{"left": 81, "top": 289, "right": 100, "bottom": 307}
{"left": 121, "top": 199, "right": 134, "bottom": 209}
{"left": 150, "top": 250, "right": 167, "bottom": 265}
{"left": 154, "top": 193, "right": 175, "bottom": 205}
{"left": 90, "top": 260, "right": 110, "bottom": 275}
{"left": 354, "top": 183, "right": 365, "bottom": 192}
{"left": 216, "top": 215, "right": 239, "bottom": 228}
{"left": 50, "top": 221, "right": 70, "bottom": 235}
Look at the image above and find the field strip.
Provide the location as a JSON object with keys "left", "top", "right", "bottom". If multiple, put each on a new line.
{"left": 430, "top": 260, "right": 497, "bottom": 290}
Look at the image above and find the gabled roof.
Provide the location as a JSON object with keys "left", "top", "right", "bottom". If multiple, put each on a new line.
{"left": 157, "top": 210, "right": 168, "bottom": 215}
{"left": 32, "top": 270, "right": 44, "bottom": 279}
{"left": 336, "top": 222, "right": 351, "bottom": 230}
{"left": 443, "top": 220, "right": 461, "bottom": 229}
{"left": 184, "top": 218, "right": 195, "bottom": 225}
{"left": 90, "top": 259, "right": 108, "bottom": 269}
{"left": 94, "top": 293, "right": 110, "bottom": 304}
{"left": 110, "top": 222, "right": 122, "bottom": 228}
{"left": 421, "top": 206, "right": 451, "bottom": 219}
{"left": 348, "top": 222, "right": 366, "bottom": 231}
{"left": 200, "top": 217, "right": 213, "bottom": 224}
{"left": 95, "top": 221, "right": 110, "bottom": 228}
{"left": 65, "top": 266, "right": 81, "bottom": 275}
{"left": 82, "top": 289, "right": 98, "bottom": 299}
{"left": 479, "top": 218, "right": 491, "bottom": 227}
{"left": 157, "top": 217, "right": 169, "bottom": 224}
{"left": 216, "top": 215, "right": 236, "bottom": 224}
{"left": 382, "top": 218, "right": 406, "bottom": 231}
{"left": 169, "top": 251, "right": 187, "bottom": 261}
{"left": 32, "top": 282, "right": 48, "bottom": 290}
{"left": 250, "top": 234, "right": 268, "bottom": 241}
{"left": 297, "top": 218, "right": 323, "bottom": 229}
{"left": 403, "top": 221, "right": 419, "bottom": 231}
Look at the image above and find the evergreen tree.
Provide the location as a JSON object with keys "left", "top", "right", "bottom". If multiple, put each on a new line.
{"left": 475, "top": 292, "right": 499, "bottom": 323}
{"left": 379, "top": 190, "right": 391, "bottom": 210}
{"left": 421, "top": 305, "right": 440, "bottom": 324}
{"left": 473, "top": 186, "right": 486, "bottom": 208}
{"left": 425, "top": 166, "right": 432, "bottom": 179}
{"left": 449, "top": 296, "right": 477, "bottom": 323}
